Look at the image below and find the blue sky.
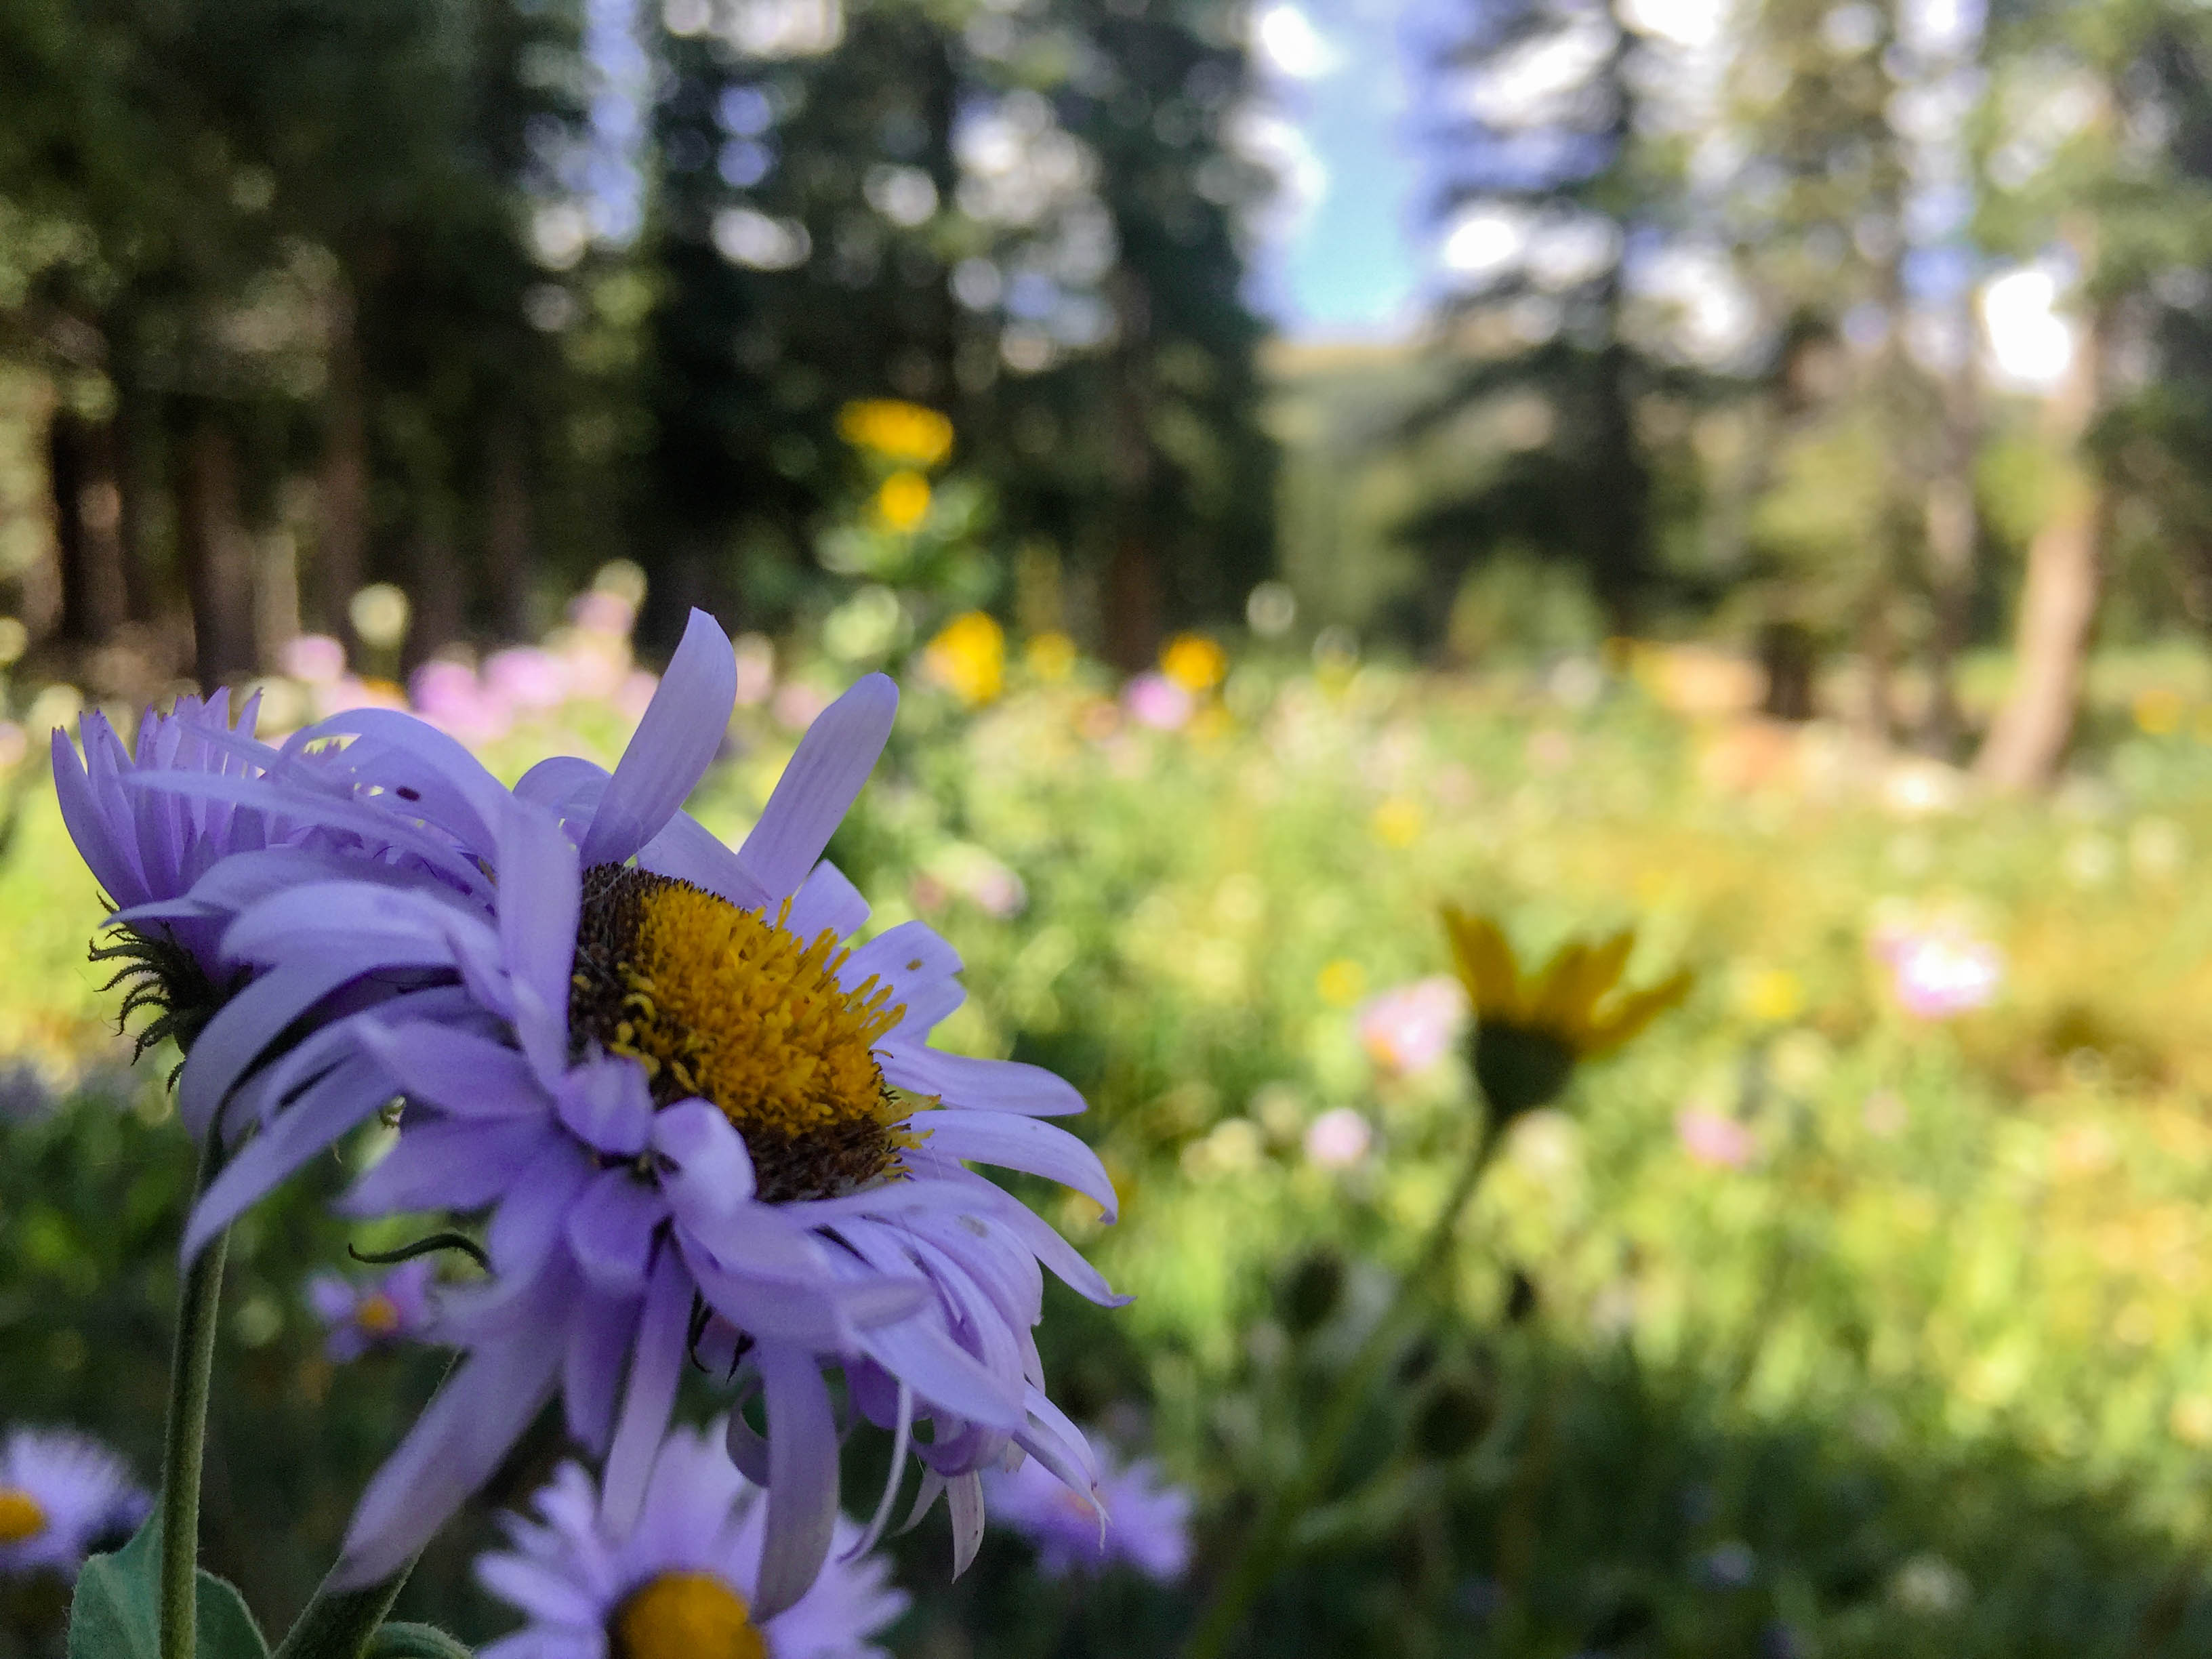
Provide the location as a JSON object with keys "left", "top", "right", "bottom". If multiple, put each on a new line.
{"left": 1247, "top": 0, "right": 1431, "bottom": 338}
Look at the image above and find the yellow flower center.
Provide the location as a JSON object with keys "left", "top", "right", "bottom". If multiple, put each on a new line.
{"left": 609, "top": 1571, "right": 766, "bottom": 1659}
{"left": 354, "top": 1294, "right": 401, "bottom": 1336}
{"left": 571, "top": 866, "right": 912, "bottom": 1203}
{"left": 0, "top": 1488, "right": 47, "bottom": 1544}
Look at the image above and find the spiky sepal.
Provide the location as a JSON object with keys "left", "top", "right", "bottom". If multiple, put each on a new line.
{"left": 90, "top": 923, "right": 243, "bottom": 1072}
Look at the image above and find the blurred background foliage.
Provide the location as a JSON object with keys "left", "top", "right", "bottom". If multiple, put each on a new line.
{"left": 14, "top": 0, "right": 2212, "bottom": 1653}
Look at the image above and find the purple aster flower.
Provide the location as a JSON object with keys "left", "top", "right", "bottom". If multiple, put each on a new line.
{"left": 53, "top": 683, "right": 506, "bottom": 1127}
{"left": 476, "top": 1417, "right": 906, "bottom": 1659}
{"left": 308, "top": 1258, "right": 441, "bottom": 1362}
{"left": 0, "top": 1427, "right": 151, "bottom": 1580}
{"left": 51, "top": 690, "right": 283, "bottom": 994}
{"left": 168, "top": 611, "right": 1124, "bottom": 1614}
{"left": 983, "top": 1438, "right": 1191, "bottom": 1582}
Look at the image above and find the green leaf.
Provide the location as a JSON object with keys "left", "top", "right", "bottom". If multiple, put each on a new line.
{"left": 67, "top": 1511, "right": 160, "bottom": 1659}
{"left": 361, "top": 1624, "right": 472, "bottom": 1659}
{"left": 67, "top": 1509, "right": 268, "bottom": 1659}
{"left": 194, "top": 1570, "right": 269, "bottom": 1659}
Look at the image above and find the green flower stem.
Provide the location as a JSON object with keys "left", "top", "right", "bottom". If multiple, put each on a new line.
{"left": 272, "top": 1351, "right": 459, "bottom": 1659}
{"left": 270, "top": 1570, "right": 418, "bottom": 1659}
{"left": 160, "top": 1139, "right": 230, "bottom": 1659}
{"left": 1182, "top": 1107, "right": 1507, "bottom": 1659}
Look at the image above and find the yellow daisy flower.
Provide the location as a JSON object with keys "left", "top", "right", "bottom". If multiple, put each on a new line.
{"left": 1442, "top": 907, "right": 1691, "bottom": 1113}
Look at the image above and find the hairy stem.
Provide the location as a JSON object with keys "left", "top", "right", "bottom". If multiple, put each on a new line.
{"left": 160, "top": 1141, "right": 230, "bottom": 1659}
{"left": 1182, "top": 1108, "right": 1506, "bottom": 1659}
{"left": 269, "top": 1571, "right": 418, "bottom": 1659}
{"left": 272, "top": 1351, "right": 459, "bottom": 1659}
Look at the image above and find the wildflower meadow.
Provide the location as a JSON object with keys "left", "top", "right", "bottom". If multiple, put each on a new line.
{"left": 4, "top": 581, "right": 2212, "bottom": 1658}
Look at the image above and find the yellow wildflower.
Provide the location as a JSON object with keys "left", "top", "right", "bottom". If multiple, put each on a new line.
{"left": 1372, "top": 797, "right": 1423, "bottom": 848}
{"left": 1160, "top": 633, "right": 1227, "bottom": 693}
{"left": 2133, "top": 687, "right": 2186, "bottom": 737}
{"left": 875, "top": 471, "right": 932, "bottom": 533}
{"left": 1442, "top": 907, "right": 1692, "bottom": 1114}
{"left": 1026, "top": 631, "right": 1078, "bottom": 682}
{"left": 923, "top": 612, "right": 1005, "bottom": 707}
{"left": 1737, "top": 966, "right": 1803, "bottom": 1024}
{"left": 838, "top": 399, "right": 955, "bottom": 468}
{"left": 1317, "top": 959, "right": 1368, "bottom": 1007}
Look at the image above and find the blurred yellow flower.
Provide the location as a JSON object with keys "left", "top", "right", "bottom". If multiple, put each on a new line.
{"left": 876, "top": 470, "right": 933, "bottom": 532}
{"left": 2175, "top": 1395, "right": 2212, "bottom": 1448}
{"left": 1444, "top": 909, "right": 1692, "bottom": 1064}
{"left": 1372, "top": 796, "right": 1423, "bottom": 848}
{"left": 1025, "top": 631, "right": 1078, "bottom": 682}
{"left": 1160, "top": 632, "right": 1227, "bottom": 693}
{"left": 2133, "top": 687, "right": 2186, "bottom": 737}
{"left": 838, "top": 398, "right": 955, "bottom": 468}
{"left": 1737, "top": 967, "right": 1803, "bottom": 1024}
{"left": 1187, "top": 704, "right": 1234, "bottom": 747}
{"left": 1317, "top": 959, "right": 1368, "bottom": 1006}
{"left": 923, "top": 612, "right": 1005, "bottom": 707}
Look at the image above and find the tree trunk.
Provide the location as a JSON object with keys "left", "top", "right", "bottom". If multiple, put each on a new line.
{"left": 111, "top": 378, "right": 160, "bottom": 625}
{"left": 317, "top": 287, "right": 369, "bottom": 652}
{"left": 404, "top": 525, "right": 466, "bottom": 674}
{"left": 47, "top": 405, "right": 131, "bottom": 645}
{"left": 485, "top": 417, "right": 535, "bottom": 641}
{"left": 176, "top": 411, "right": 258, "bottom": 691}
{"left": 253, "top": 528, "right": 301, "bottom": 671}
{"left": 1918, "top": 338, "right": 1980, "bottom": 756}
{"left": 1101, "top": 270, "right": 1160, "bottom": 673}
{"left": 1974, "top": 303, "right": 2110, "bottom": 790}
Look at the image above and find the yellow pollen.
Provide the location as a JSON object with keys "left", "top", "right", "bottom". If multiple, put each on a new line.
{"left": 354, "top": 1294, "right": 401, "bottom": 1336}
{"left": 609, "top": 1571, "right": 765, "bottom": 1659}
{"left": 573, "top": 867, "right": 918, "bottom": 1202}
{"left": 0, "top": 1489, "right": 46, "bottom": 1544}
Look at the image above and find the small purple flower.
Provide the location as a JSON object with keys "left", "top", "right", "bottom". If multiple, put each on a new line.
{"left": 1874, "top": 923, "right": 2002, "bottom": 1021}
{"left": 1122, "top": 673, "right": 1192, "bottom": 733}
{"left": 1304, "top": 1107, "right": 1372, "bottom": 1170}
{"left": 984, "top": 1438, "right": 1191, "bottom": 1581}
{"left": 0, "top": 1063, "right": 53, "bottom": 1127}
{"left": 282, "top": 634, "right": 348, "bottom": 686}
{"left": 733, "top": 634, "right": 776, "bottom": 706}
{"left": 773, "top": 679, "right": 832, "bottom": 731}
{"left": 308, "top": 1259, "right": 439, "bottom": 1362}
{"left": 1357, "top": 976, "right": 1467, "bottom": 1076}
{"left": 485, "top": 647, "right": 572, "bottom": 712}
{"left": 570, "top": 588, "right": 637, "bottom": 638}
{"left": 1695, "top": 1540, "right": 1757, "bottom": 1589}
{"left": 0, "top": 1428, "right": 151, "bottom": 1580}
{"left": 477, "top": 1418, "right": 905, "bottom": 1659}
{"left": 409, "top": 662, "right": 512, "bottom": 745}
{"left": 1677, "top": 1106, "right": 1754, "bottom": 1170}
{"left": 615, "top": 670, "right": 660, "bottom": 723}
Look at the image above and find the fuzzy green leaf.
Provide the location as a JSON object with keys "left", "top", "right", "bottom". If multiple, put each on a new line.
{"left": 67, "top": 1510, "right": 268, "bottom": 1659}
{"left": 361, "top": 1624, "right": 473, "bottom": 1659}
